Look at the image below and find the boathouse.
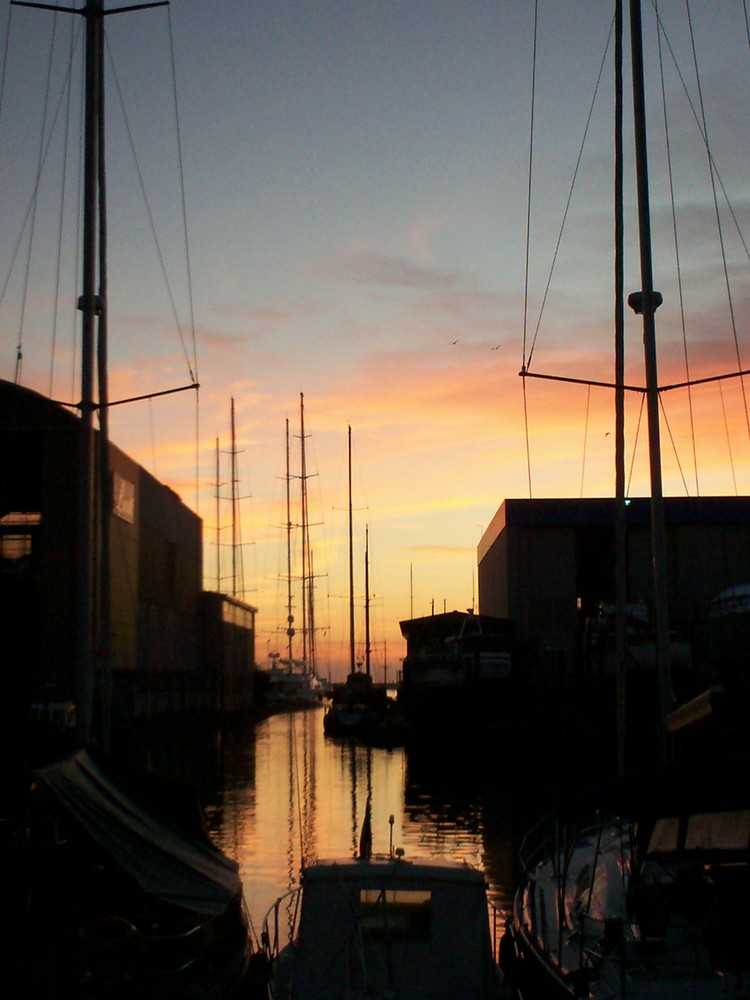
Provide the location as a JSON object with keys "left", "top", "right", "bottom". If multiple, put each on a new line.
{"left": 398, "top": 610, "right": 515, "bottom": 728}
{"left": 477, "top": 496, "right": 750, "bottom": 695}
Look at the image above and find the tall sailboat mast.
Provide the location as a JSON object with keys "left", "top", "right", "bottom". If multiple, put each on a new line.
{"left": 308, "top": 548, "right": 317, "bottom": 675}
{"left": 94, "top": 0, "right": 113, "bottom": 751}
{"left": 364, "top": 525, "right": 371, "bottom": 677}
{"left": 348, "top": 425, "right": 356, "bottom": 674}
{"left": 12, "top": 0, "right": 166, "bottom": 746}
{"left": 285, "top": 418, "right": 295, "bottom": 666}
{"left": 77, "top": 0, "right": 103, "bottom": 747}
{"left": 300, "top": 393, "right": 310, "bottom": 671}
{"left": 614, "top": 0, "right": 627, "bottom": 776}
{"left": 230, "top": 397, "right": 238, "bottom": 596}
{"left": 628, "top": 0, "right": 671, "bottom": 759}
{"left": 215, "top": 438, "right": 221, "bottom": 589}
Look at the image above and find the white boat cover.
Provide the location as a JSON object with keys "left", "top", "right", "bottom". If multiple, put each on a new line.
{"left": 33, "top": 749, "right": 242, "bottom": 917}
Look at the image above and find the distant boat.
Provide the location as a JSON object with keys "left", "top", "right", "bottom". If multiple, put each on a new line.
{"left": 398, "top": 610, "right": 514, "bottom": 730}
{"left": 265, "top": 652, "right": 331, "bottom": 709}
{"left": 323, "top": 429, "right": 399, "bottom": 742}
{"left": 262, "top": 396, "right": 331, "bottom": 712}
{"left": 260, "top": 804, "right": 505, "bottom": 998}
{"left": 323, "top": 667, "right": 400, "bottom": 742}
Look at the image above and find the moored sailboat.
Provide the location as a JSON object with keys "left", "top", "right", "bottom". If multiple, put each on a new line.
{"left": 2, "top": 2, "right": 255, "bottom": 994}
{"left": 504, "top": 1, "right": 750, "bottom": 996}
{"left": 323, "top": 427, "right": 400, "bottom": 742}
{"left": 263, "top": 396, "right": 331, "bottom": 711}
{"left": 506, "top": 754, "right": 750, "bottom": 1000}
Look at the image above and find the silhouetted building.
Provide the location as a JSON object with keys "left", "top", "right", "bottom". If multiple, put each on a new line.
{"left": 0, "top": 379, "right": 257, "bottom": 756}
{"left": 477, "top": 497, "right": 750, "bottom": 696}
{"left": 399, "top": 610, "right": 514, "bottom": 728}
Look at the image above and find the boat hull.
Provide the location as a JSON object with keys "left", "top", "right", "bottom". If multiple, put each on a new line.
{"left": 508, "top": 760, "right": 750, "bottom": 1000}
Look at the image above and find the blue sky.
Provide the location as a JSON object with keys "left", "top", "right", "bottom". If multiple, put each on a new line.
{"left": 2, "top": 1, "right": 749, "bottom": 677}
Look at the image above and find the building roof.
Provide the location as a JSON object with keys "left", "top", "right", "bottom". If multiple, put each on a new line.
{"left": 399, "top": 609, "right": 511, "bottom": 642}
{"left": 478, "top": 496, "right": 750, "bottom": 562}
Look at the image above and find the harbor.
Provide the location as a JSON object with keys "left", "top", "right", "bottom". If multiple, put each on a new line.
{"left": 2, "top": 0, "right": 750, "bottom": 996}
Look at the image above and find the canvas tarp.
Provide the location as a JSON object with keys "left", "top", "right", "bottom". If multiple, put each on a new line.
{"left": 33, "top": 749, "right": 241, "bottom": 917}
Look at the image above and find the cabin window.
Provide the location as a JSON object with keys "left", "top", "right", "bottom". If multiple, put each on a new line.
{"left": 685, "top": 810, "right": 750, "bottom": 851}
{"left": 647, "top": 810, "right": 750, "bottom": 855}
{"left": 113, "top": 472, "right": 135, "bottom": 523}
{"left": 358, "top": 889, "right": 431, "bottom": 942}
{"left": 1, "top": 531, "right": 32, "bottom": 563}
{"left": 647, "top": 817, "right": 680, "bottom": 854}
{"left": 0, "top": 513, "right": 40, "bottom": 569}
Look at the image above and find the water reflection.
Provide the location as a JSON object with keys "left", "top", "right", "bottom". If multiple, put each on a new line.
{"left": 149, "top": 709, "right": 520, "bottom": 939}
{"left": 403, "top": 740, "right": 517, "bottom": 916}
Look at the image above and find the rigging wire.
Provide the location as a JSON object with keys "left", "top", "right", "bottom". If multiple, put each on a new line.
{"left": 580, "top": 384, "right": 591, "bottom": 498}
{"left": 49, "top": 13, "right": 76, "bottom": 398}
{"left": 194, "top": 388, "right": 201, "bottom": 514}
{"left": 166, "top": 5, "right": 197, "bottom": 384}
{"left": 525, "top": 16, "right": 615, "bottom": 371}
{"left": 718, "top": 381, "right": 739, "bottom": 495}
{"left": 0, "top": 2, "right": 12, "bottom": 119}
{"left": 104, "top": 33, "right": 196, "bottom": 383}
{"left": 522, "top": 365, "right": 533, "bottom": 499}
{"left": 167, "top": 5, "right": 201, "bottom": 513}
{"left": 521, "top": 4, "right": 748, "bottom": 501}
{"left": 69, "top": 56, "right": 84, "bottom": 407}
{"left": 684, "top": 0, "right": 750, "bottom": 458}
{"left": 650, "top": 4, "right": 750, "bottom": 264}
{"left": 521, "top": 0, "right": 537, "bottom": 372}
{"left": 148, "top": 397, "right": 157, "bottom": 477}
{"left": 627, "top": 394, "right": 647, "bottom": 497}
{"left": 15, "top": 6, "right": 60, "bottom": 385}
{"left": 522, "top": 8, "right": 613, "bottom": 497}
{"left": 521, "top": 0, "right": 538, "bottom": 499}
{"left": 654, "top": 0, "right": 700, "bottom": 495}
{"left": 658, "top": 395, "right": 690, "bottom": 496}
{"left": 104, "top": 19, "right": 203, "bottom": 514}
{"left": 0, "top": 22, "right": 82, "bottom": 347}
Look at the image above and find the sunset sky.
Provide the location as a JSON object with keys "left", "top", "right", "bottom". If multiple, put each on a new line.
{"left": 1, "top": 1, "right": 749, "bottom": 680}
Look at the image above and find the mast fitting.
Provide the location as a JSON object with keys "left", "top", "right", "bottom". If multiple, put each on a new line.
{"left": 627, "top": 290, "right": 663, "bottom": 315}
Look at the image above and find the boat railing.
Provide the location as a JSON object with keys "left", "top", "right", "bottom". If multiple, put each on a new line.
{"left": 568, "top": 907, "right": 734, "bottom": 990}
{"left": 487, "top": 896, "right": 505, "bottom": 965}
{"left": 517, "top": 811, "right": 571, "bottom": 876}
{"left": 523, "top": 853, "right": 735, "bottom": 991}
{"left": 518, "top": 807, "right": 616, "bottom": 877}
{"left": 73, "top": 915, "right": 215, "bottom": 991}
{"left": 138, "top": 921, "right": 206, "bottom": 979}
{"left": 261, "top": 882, "right": 506, "bottom": 983}
{"left": 261, "top": 886, "right": 303, "bottom": 962}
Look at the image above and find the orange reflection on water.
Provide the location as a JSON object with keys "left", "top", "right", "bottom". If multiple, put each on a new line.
{"left": 207, "top": 709, "right": 515, "bottom": 939}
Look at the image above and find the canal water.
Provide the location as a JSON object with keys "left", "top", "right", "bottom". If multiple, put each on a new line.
{"left": 148, "top": 707, "right": 545, "bottom": 949}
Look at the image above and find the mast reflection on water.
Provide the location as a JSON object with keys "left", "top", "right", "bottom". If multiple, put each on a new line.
{"left": 167, "top": 710, "right": 519, "bottom": 940}
{"left": 145, "top": 709, "right": 521, "bottom": 946}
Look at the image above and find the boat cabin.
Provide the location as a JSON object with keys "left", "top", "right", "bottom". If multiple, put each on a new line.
{"left": 271, "top": 855, "right": 500, "bottom": 999}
